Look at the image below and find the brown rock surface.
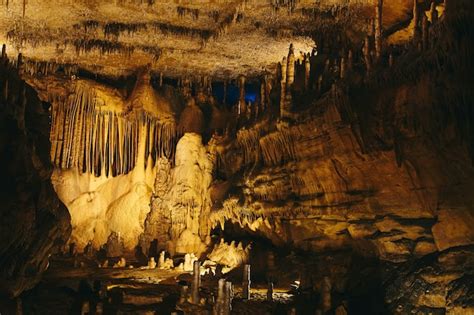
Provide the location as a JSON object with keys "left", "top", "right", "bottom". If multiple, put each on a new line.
{"left": 0, "top": 61, "right": 71, "bottom": 298}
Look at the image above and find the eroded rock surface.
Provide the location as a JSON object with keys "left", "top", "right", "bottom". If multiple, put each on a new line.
{"left": 0, "top": 60, "right": 71, "bottom": 298}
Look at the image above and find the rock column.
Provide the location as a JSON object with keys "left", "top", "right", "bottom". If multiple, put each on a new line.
{"left": 321, "top": 276, "right": 332, "bottom": 312}
{"left": 374, "top": 0, "right": 383, "bottom": 61}
{"left": 242, "top": 264, "right": 251, "bottom": 300}
{"left": 191, "top": 260, "right": 201, "bottom": 304}
{"left": 279, "top": 58, "right": 287, "bottom": 117}
{"left": 304, "top": 53, "right": 311, "bottom": 90}
{"left": 238, "top": 75, "right": 246, "bottom": 118}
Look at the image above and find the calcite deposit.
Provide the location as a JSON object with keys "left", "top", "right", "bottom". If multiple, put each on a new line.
{"left": 0, "top": 0, "right": 473, "bottom": 314}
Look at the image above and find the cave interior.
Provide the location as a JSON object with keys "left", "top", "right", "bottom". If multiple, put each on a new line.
{"left": 0, "top": 0, "right": 473, "bottom": 314}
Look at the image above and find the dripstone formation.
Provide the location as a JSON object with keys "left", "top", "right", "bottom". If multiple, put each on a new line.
{"left": 0, "top": 0, "right": 473, "bottom": 314}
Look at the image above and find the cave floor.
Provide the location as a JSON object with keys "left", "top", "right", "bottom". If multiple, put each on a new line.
{"left": 21, "top": 256, "right": 297, "bottom": 315}
{"left": 18, "top": 247, "right": 473, "bottom": 314}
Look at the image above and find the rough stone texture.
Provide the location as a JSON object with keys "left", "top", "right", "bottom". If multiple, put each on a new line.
{"left": 384, "top": 247, "right": 474, "bottom": 315}
{"left": 49, "top": 72, "right": 176, "bottom": 252}
{"left": 141, "top": 132, "right": 213, "bottom": 256}
{"left": 210, "top": 2, "right": 474, "bottom": 263}
{"left": 0, "top": 0, "right": 414, "bottom": 79}
{"left": 0, "top": 62, "right": 71, "bottom": 298}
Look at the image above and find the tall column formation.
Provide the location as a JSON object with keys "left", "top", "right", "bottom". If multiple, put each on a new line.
{"left": 265, "top": 75, "right": 272, "bottom": 111}
{"left": 374, "top": 0, "right": 383, "bottom": 61}
{"left": 224, "top": 281, "right": 233, "bottom": 315}
{"left": 430, "top": 2, "right": 438, "bottom": 25}
{"left": 267, "top": 282, "right": 274, "bottom": 301}
{"left": 304, "top": 53, "right": 311, "bottom": 90}
{"left": 242, "top": 264, "right": 251, "bottom": 300}
{"left": 191, "top": 260, "right": 201, "bottom": 304}
{"left": 260, "top": 80, "right": 265, "bottom": 114}
{"left": 347, "top": 50, "right": 353, "bottom": 70}
{"left": 422, "top": 14, "right": 429, "bottom": 50}
{"left": 321, "top": 276, "right": 332, "bottom": 312}
{"left": 214, "top": 279, "right": 226, "bottom": 315}
{"left": 280, "top": 44, "right": 295, "bottom": 118}
{"left": 363, "top": 36, "right": 372, "bottom": 74}
{"left": 279, "top": 57, "right": 287, "bottom": 117}
{"left": 2, "top": 44, "right": 6, "bottom": 60}
{"left": 286, "top": 44, "right": 295, "bottom": 90}
{"left": 340, "top": 57, "right": 346, "bottom": 79}
{"left": 238, "top": 75, "right": 246, "bottom": 118}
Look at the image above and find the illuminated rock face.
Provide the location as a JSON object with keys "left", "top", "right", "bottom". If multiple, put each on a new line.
{"left": 214, "top": 81, "right": 474, "bottom": 262}
{"left": 52, "top": 166, "right": 155, "bottom": 251}
{"left": 49, "top": 70, "right": 177, "bottom": 252}
{"left": 142, "top": 133, "right": 213, "bottom": 256}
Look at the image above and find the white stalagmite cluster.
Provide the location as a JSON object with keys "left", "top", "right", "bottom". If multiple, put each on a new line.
{"left": 142, "top": 132, "right": 214, "bottom": 256}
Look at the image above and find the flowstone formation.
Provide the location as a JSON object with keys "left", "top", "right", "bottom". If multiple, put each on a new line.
{"left": 141, "top": 131, "right": 214, "bottom": 256}
{"left": 47, "top": 68, "right": 177, "bottom": 251}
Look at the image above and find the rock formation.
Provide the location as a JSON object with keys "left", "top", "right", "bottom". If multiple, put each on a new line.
{"left": 0, "top": 1, "right": 473, "bottom": 313}
{"left": 0, "top": 58, "right": 70, "bottom": 298}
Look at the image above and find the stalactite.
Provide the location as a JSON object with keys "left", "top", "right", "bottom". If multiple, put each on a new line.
{"left": 177, "top": 6, "right": 199, "bottom": 20}
{"left": 374, "top": 0, "right": 383, "bottom": 61}
{"left": 49, "top": 84, "right": 177, "bottom": 176}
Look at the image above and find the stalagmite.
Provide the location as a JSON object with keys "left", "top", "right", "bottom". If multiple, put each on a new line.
{"left": 81, "top": 301, "right": 90, "bottom": 315}
{"left": 422, "top": 14, "right": 429, "bottom": 50}
{"left": 304, "top": 53, "right": 311, "bottom": 90}
{"left": 413, "top": 0, "right": 420, "bottom": 41}
{"left": 318, "top": 75, "right": 323, "bottom": 93}
{"left": 374, "top": 0, "right": 383, "bottom": 61}
{"left": 148, "top": 257, "right": 156, "bottom": 269}
{"left": 224, "top": 281, "right": 233, "bottom": 315}
{"left": 214, "top": 278, "right": 226, "bottom": 315}
{"left": 179, "top": 285, "right": 189, "bottom": 304}
{"left": 267, "top": 282, "right": 274, "bottom": 301}
{"left": 363, "top": 36, "right": 372, "bottom": 74}
{"left": 286, "top": 44, "right": 295, "bottom": 89}
{"left": 238, "top": 75, "right": 246, "bottom": 119}
{"left": 157, "top": 251, "right": 165, "bottom": 268}
{"left": 1, "top": 44, "right": 6, "bottom": 60}
{"left": 191, "top": 260, "right": 201, "bottom": 304}
{"left": 430, "top": 2, "right": 438, "bottom": 25}
{"left": 321, "top": 276, "right": 332, "bottom": 312}
{"left": 280, "top": 58, "right": 287, "bottom": 117}
{"left": 340, "top": 57, "right": 346, "bottom": 79}
{"left": 347, "top": 50, "right": 353, "bottom": 70}
{"left": 242, "top": 264, "right": 251, "bottom": 300}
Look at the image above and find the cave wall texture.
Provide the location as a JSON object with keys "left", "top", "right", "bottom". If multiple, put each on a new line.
{"left": 0, "top": 0, "right": 473, "bottom": 309}
{"left": 0, "top": 58, "right": 71, "bottom": 298}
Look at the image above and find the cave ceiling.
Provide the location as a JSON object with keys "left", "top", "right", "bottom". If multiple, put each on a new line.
{"left": 0, "top": 0, "right": 412, "bottom": 81}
